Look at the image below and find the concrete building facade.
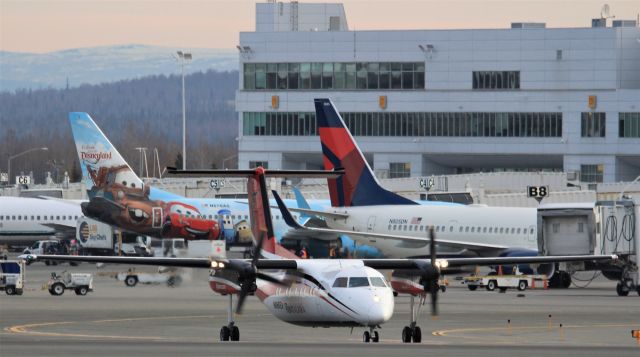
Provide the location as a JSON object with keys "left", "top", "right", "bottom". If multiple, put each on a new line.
{"left": 236, "top": 2, "right": 640, "bottom": 183}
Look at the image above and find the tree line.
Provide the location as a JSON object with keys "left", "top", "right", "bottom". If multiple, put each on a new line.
{"left": 0, "top": 70, "right": 239, "bottom": 184}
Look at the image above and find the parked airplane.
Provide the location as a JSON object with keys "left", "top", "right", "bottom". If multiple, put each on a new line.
{"left": 68, "top": 112, "right": 330, "bottom": 247}
{"left": 280, "top": 99, "right": 545, "bottom": 261}
{"left": 0, "top": 196, "right": 82, "bottom": 247}
{"left": 21, "top": 167, "right": 617, "bottom": 343}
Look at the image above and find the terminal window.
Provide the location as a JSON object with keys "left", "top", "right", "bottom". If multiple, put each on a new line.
{"left": 249, "top": 161, "right": 269, "bottom": 169}
{"left": 619, "top": 113, "right": 640, "bottom": 138}
{"left": 472, "top": 71, "right": 520, "bottom": 90}
{"left": 580, "top": 164, "right": 604, "bottom": 183}
{"left": 243, "top": 62, "right": 425, "bottom": 90}
{"left": 389, "top": 163, "right": 411, "bottom": 179}
{"left": 581, "top": 112, "right": 606, "bottom": 137}
{"left": 243, "top": 111, "right": 562, "bottom": 138}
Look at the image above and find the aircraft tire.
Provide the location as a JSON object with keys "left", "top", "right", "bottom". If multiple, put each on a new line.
{"left": 220, "top": 326, "right": 230, "bottom": 341}
{"left": 231, "top": 326, "right": 240, "bottom": 341}
{"left": 412, "top": 326, "right": 422, "bottom": 343}
{"left": 616, "top": 282, "right": 629, "bottom": 297}
{"left": 402, "top": 326, "right": 411, "bottom": 343}
{"left": 362, "top": 331, "right": 370, "bottom": 343}
{"left": 372, "top": 331, "right": 379, "bottom": 343}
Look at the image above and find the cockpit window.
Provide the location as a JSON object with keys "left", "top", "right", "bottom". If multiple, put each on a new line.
{"left": 348, "top": 277, "right": 370, "bottom": 288}
{"left": 332, "top": 277, "right": 348, "bottom": 288}
{"left": 370, "top": 277, "right": 387, "bottom": 287}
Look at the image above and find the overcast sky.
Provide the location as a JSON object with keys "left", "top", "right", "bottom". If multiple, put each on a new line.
{"left": 1, "top": 0, "right": 639, "bottom": 53}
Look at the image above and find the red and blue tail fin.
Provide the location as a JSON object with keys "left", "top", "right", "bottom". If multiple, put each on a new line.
{"left": 315, "top": 98, "right": 417, "bottom": 207}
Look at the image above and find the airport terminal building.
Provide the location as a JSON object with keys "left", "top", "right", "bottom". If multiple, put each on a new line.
{"left": 236, "top": 2, "right": 640, "bottom": 183}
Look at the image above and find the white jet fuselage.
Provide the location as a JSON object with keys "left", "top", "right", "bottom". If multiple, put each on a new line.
{"left": 326, "top": 204, "right": 538, "bottom": 258}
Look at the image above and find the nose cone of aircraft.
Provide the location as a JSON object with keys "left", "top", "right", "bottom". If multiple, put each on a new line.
{"left": 367, "top": 292, "right": 394, "bottom": 325}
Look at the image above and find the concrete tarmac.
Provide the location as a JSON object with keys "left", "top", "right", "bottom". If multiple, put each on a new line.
{"left": 1, "top": 260, "right": 639, "bottom": 356}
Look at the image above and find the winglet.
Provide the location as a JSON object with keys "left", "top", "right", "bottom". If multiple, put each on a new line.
{"left": 272, "top": 190, "right": 305, "bottom": 230}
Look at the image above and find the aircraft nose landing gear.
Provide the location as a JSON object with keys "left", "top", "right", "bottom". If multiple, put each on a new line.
{"left": 363, "top": 327, "right": 380, "bottom": 343}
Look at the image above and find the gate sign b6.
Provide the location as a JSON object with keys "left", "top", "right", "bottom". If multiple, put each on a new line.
{"left": 527, "top": 186, "right": 549, "bottom": 200}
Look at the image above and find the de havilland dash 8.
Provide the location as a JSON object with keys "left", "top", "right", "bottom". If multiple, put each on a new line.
{"left": 21, "top": 167, "right": 617, "bottom": 343}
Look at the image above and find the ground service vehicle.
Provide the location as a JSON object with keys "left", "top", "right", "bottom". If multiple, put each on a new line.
{"left": 46, "top": 271, "right": 94, "bottom": 296}
{"left": 0, "top": 260, "right": 25, "bottom": 295}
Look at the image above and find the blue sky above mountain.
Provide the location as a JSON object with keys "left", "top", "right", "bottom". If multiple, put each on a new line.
{"left": 0, "top": 44, "right": 238, "bottom": 92}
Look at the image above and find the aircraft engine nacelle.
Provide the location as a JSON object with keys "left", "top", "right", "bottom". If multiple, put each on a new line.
{"left": 389, "top": 270, "right": 429, "bottom": 296}
{"left": 496, "top": 249, "right": 555, "bottom": 278}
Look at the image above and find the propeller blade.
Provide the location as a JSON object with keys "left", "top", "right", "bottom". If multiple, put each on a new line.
{"left": 429, "top": 226, "right": 439, "bottom": 316}
{"left": 235, "top": 288, "right": 248, "bottom": 315}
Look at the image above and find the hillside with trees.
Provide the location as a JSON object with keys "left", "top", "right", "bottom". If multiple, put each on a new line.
{"left": 0, "top": 70, "right": 239, "bottom": 184}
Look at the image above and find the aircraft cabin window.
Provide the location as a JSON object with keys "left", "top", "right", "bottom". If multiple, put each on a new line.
{"left": 370, "top": 277, "right": 387, "bottom": 287}
{"left": 75, "top": 216, "right": 78, "bottom": 220}
{"left": 420, "top": 226, "right": 424, "bottom": 231}
{"left": 477, "top": 227, "right": 481, "bottom": 232}
{"left": 245, "top": 215, "right": 249, "bottom": 219}
{"left": 435, "top": 226, "right": 439, "bottom": 232}
{"left": 523, "top": 228, "right": 527, "bottom": 235}
{"left": 403, "top": 225, "right": 407, "bottom": 231}
{"left": 500, "top": 228, "right": 504, "bottom": 233}
{"left": 450, "top": 226, "right": 454, "bottom": 232}
{"left": 348, "top": 277, "right": 370, "bottom": 288}
{"left": 442, "top": 226, "right": 446, "bottom": 232}
{"left": 489, "top": 227, "right": 493, "bottom": 233}
{"left": 530, "top": 228, "right": 534, "bottom": 234}
{"left": 511, "top": 228, "right": 515, "bottom": 234}
{"left": 232, "top": 215, "right": 236, "bottom": 219}
{"left": 333, "top": 277, "right": 348, "bottom": 288}
{"left": 0, "top": 216, "right": 3, "bottom": 220}
{"left": 517, "top": 228, "right": 521, "bottom": 234}
{"left": 465, "top": 226, "right": 469, "bottom": 232}
{"left": 393, "top": 225, "right": 397, "bottom": 230}
{"left": 56, "top": 216, "right": 60, "bottom": 220}
{"left": 18, "top": 216, "right": 22, "bottom": 220}
{"left": 470, "top": 227, "right": 474, "bottom": 233}
{"left": 388, "top": 225, "right": 391, "bottom": 230}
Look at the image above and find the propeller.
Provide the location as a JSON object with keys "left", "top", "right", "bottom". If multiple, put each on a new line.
{"left": 235, "top": 173, "right": 289, "bottom": 314}
{"left": 420, "top": 227, "right": 440, "bottom": 316}
{"left": 427, "top": 226, "right": 440, "bottom": 316}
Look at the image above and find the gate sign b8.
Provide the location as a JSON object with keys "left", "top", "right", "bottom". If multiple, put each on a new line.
{"left": 527, "top": 186, "right": 549, "bottom": 198}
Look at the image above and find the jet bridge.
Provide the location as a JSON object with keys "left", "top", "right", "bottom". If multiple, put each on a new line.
{"left": 537, "top": 201, "right": 639, "bottom": 296}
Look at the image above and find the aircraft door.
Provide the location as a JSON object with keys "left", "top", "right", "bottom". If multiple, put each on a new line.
{"left": 152, "top": 207, "right": 163, "bottom": 228}
{"left": 367, "top": 216, "right": 376, "bottom": 233}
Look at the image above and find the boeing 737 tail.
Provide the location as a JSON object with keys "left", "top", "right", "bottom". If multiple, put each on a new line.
{"left": 314, "top": 98, "right": 416, "bottom": 207}
{"left": 69, "top": 112, "right": 144, "bottom": 197}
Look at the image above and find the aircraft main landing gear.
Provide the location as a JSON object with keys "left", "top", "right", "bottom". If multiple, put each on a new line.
{"left": 401, "top": 295, "right": 424, "bottom": 343}
{"left": 220, "top": 294, "right": 240, "bottom": 341}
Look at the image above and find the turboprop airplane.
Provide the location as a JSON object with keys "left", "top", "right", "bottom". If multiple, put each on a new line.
{"left": 21, "top": 167, "right": 618, "bottom": 344}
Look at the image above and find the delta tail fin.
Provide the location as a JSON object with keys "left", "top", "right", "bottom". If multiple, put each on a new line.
{"left": 69, "top": 113, "right": 143, "bottom": 196}
{"left": 314, "top": 98, "right": 417, "bottom": 207}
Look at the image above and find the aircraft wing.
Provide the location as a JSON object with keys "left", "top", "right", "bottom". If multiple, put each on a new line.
{"left": 20, "top": 253, "right": 616, "bottom": 271}
{"left": 271, "top": 190, "right": 508, "bottom": 251}
{"left": 362, "top": 254, "right": 617, "bottom": 270}
{"left": 41, "top": 223, "right": 76, "bottom": 236}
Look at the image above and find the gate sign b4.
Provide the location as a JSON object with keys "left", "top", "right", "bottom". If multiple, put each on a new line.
{"left": 527, "top": 186, "right": 549, "bottom": 199}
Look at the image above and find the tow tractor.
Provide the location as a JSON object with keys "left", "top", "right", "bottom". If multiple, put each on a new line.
{"left": 45, "top": 271, "right": 94, "bottom": 296}
{"left": 463, "top": 267, "right": 547, "bottom": 292}
{"left": 1, "top": 260, "right": 25, "bottom": 295}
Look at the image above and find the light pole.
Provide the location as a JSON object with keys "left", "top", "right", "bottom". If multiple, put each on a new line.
{"left": 175, "top": 50, "right": 192, "bottom": 170}
{"left": 222, "top": 154, "right": 238, "bottom": 170}
{"left": 8, "top": 147, "right": 48, "bottom": 185}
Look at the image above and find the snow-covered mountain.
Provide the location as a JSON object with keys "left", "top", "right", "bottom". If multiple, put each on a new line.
{"left": 0, "top": 44, "right": 238, "bottom": 91}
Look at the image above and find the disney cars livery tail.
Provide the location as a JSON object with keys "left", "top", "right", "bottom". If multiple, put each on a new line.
{"left": 69, "top": 112, "right": 219, "bottom": 241}
{"left": 314, "top": 98, "right": 416, "bottom": 207}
